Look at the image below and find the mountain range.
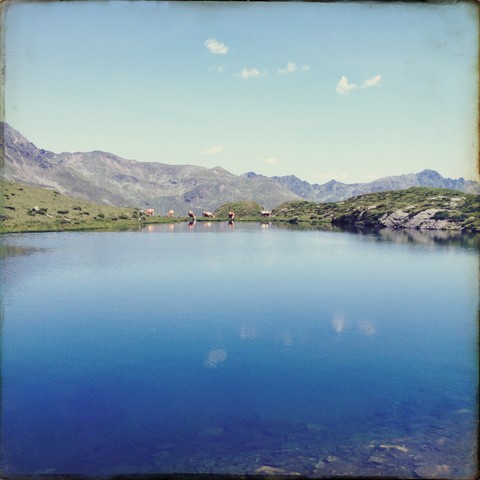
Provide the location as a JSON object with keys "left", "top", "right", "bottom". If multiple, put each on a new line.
{"left": 2, "top": 122, "right": 479, "bottom": 214}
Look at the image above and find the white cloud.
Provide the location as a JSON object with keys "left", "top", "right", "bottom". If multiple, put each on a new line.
{"left": 237, "top": 67, "right": 265, "bottom": 79}
{"left": 255, "top": 155, "right": 280, "bottom": 165}
{"left": 204, "top": 38, "right": 228, "bottom": 55}
{"left": 301, "top": 64, "right": 311, "bottom": 72}
{"left": 336, "top": 74, "right": 382, "bottom": 94}
{"left": 362, "top": 74, "right": 382, "bottom": 88}
{"left": 201, "top": 145, "right": 223, "bottom": 155}
{"left": 264, "top": 157, "right": 279, "bottom": 165}
{"left": 278, "top": 61, "right": 297, "bottom": 74}
{"left": 336, "top": 76, "right": 358, "bottom": 95}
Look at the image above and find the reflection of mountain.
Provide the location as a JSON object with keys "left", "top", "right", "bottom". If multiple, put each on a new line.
{"left": 374, "top": 229, "right": 480, "bottom": 250}
{"left": 0, "top": 244, "right": 47, "bottom": 291}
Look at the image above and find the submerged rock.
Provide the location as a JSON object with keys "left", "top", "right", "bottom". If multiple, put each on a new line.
{"left": 255, "top": 465, "right": 286, "bottom": 475}
{"left": 368, "top": 455, "right": 385, "bottom": 465}
{"left": 414, "top": 464, "right": 452, "bottom": 478}
{"left": 379, "top": 444, "right": 409, "bottom": 453}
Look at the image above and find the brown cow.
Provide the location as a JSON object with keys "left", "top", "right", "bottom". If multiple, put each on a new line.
{"left": 166, "top": 209, "right": 174, "bottom": 218}
{"left": 260, "top": 210, "right": 271, "bottom": 217}
{"left": 144, "top": 208, "right": 155, "bottom": 216}
{"left": 228, "top": 211, "right": 235, "bottom": 219}
{"left": 188, "top": 210, "right": 196, "bottom": 221}
{"left": 203, "top": 211, "right": 215, "bottom": 218}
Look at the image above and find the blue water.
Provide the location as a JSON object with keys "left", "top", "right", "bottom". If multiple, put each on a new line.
{"left": 1, "top": 223, "right": 478, "bottom": 477}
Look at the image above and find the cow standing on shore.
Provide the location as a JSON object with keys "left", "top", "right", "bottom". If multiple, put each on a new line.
{"left": 188, "top": 210, "right": 196, "bottom": 221}
{"left": 203, "top": 211, "right": 215, "bottom": 218}
{"left": 144, "top": 208, "right": 155, "bottom": 216}
{"left": 261, "top": 210, "right": 271, "bottom": 217}
{"left": 228, "top": 212, "right": 235, "bottom": 219}
{"left": 166, "top": 210, "right": 174, "bottom": 218}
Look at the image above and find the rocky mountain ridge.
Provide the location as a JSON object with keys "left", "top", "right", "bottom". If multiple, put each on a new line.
{"left": 1, "top": 123, "right": 298, "bottom": 214}
{"left": 246, "top": 169, "right": 480, "bottom": 202}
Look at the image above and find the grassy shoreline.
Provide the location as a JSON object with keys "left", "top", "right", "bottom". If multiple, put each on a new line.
{"left": 0, "top": 181, "right": 270, "bottom": 234}
{"left": 2, "top": 181, "right": 479, "bottom": 234}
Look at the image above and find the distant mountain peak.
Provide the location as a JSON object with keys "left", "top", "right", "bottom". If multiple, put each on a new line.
{"left": 1, "top": 122, "right": 32, "bottom": 147}
{"left": 323, "top": 179, "right": 341, "bottom": 186}
{"left": 417, "top": 169, "right": 444, "bottom": 179}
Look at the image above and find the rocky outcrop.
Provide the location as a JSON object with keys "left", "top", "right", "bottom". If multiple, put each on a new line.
{"left": 275, "top": 188, "right": 480, "bottom": 232}
{"left": 379, "top": 209, "right": 462, "bottom": 231}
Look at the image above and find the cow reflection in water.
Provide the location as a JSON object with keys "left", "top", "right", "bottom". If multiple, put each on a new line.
{"left": 188, "top": 210, "right": 196, "bottom": 229}
{"left": 228, "top": 220, "right": 235, "bottom": 228}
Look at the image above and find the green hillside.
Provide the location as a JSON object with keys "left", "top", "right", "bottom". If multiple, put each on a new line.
{"left": 272, "top": 187, "right": 480, "bottom": 232}
{"left": 213, "top": 201, "right": 264, "bottom": 218}
{"left": 0, "top": 181, "right": 182, "bottom": 233}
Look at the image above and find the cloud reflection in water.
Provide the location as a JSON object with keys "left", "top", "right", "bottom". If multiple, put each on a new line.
{"left": 331, "top": 313, "right": 346, "bottom": 337}
{"left": 358, "top": 320, "right": 377, "bottom": 337}
{"left": 204, "top": 349, "right": 227, "bottom": 368}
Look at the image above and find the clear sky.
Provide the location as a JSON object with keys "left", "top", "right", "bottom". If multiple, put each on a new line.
{"left": 4, "top": 1, "right": 479, "bottom": 184}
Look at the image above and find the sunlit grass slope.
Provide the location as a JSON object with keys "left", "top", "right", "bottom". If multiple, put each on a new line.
{"left": 1, "top": 181, "right": 149, "bottom": 233}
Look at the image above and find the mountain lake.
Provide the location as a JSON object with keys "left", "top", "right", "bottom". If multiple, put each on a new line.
{"left": 0, "top": 222, "right": 478, "bottom": 477}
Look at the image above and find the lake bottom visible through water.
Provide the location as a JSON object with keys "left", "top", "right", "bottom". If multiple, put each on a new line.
{"left": 0, "top": 223, "right": 478, "bottom": 478}
{"left": 71, "top": 405, "right": 475, "bottom": 478}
